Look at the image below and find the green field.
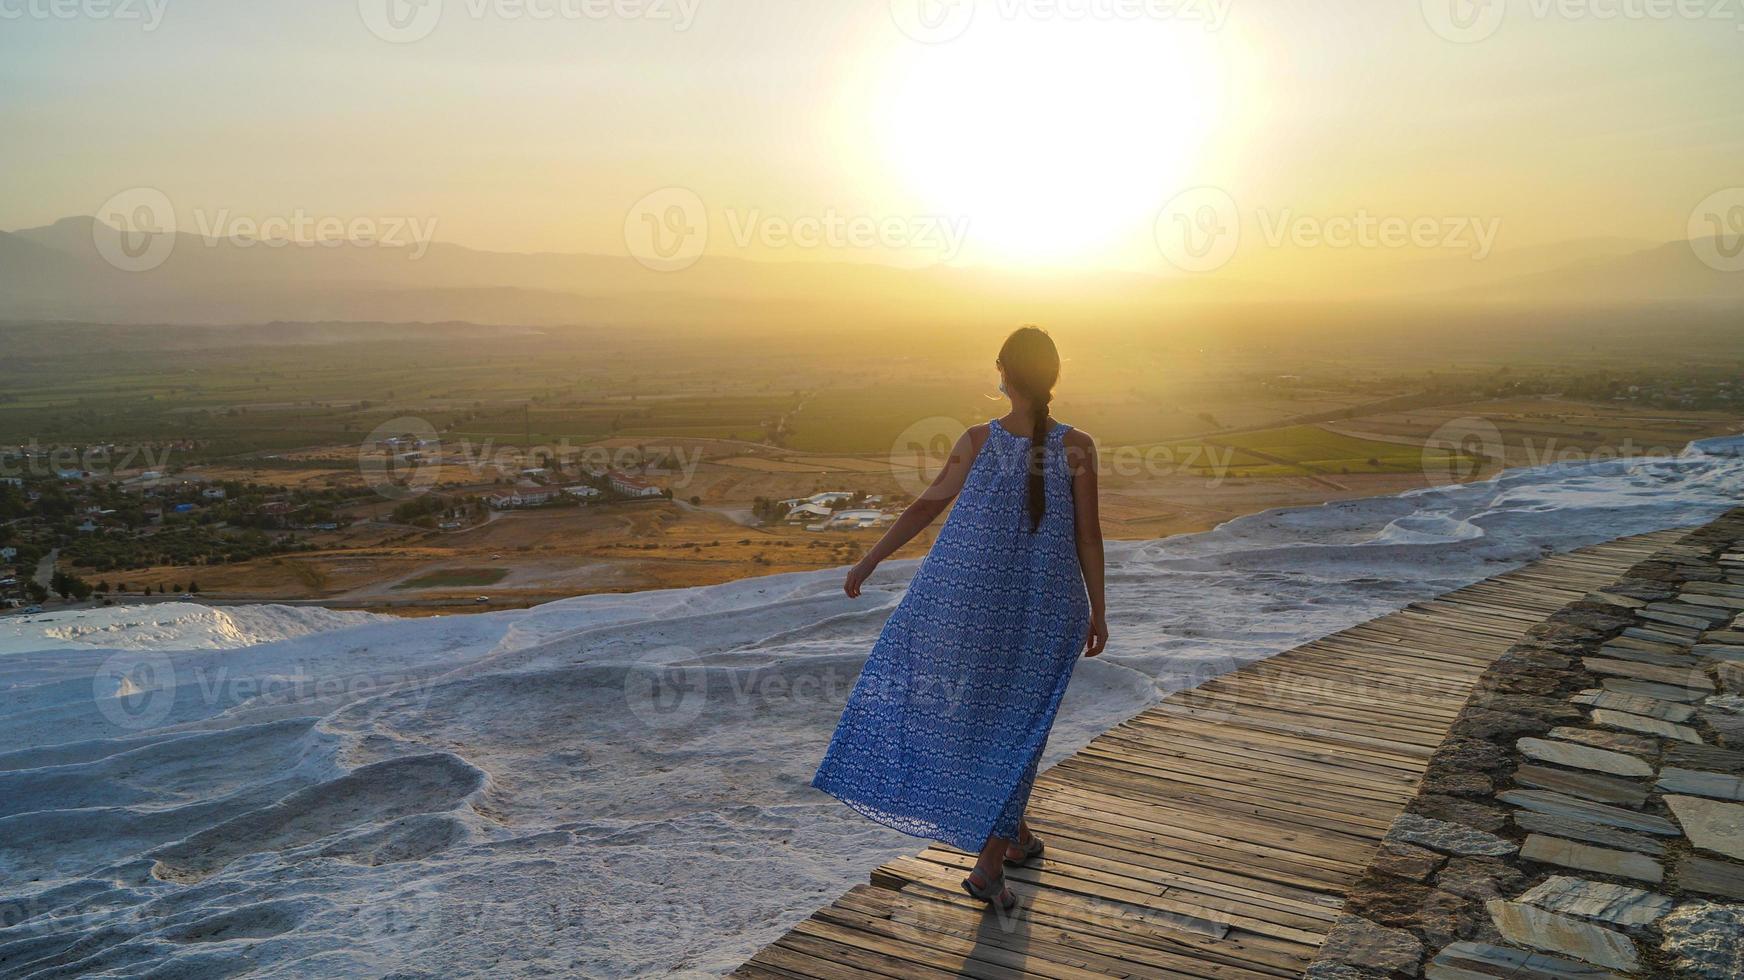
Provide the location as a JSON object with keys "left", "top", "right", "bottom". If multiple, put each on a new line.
{"left": 1, "top": 319, "right": 1737, "bottom": 476}
{"left": 392, "top": 568, "right": 509, "bottom": 590}
{"left": 1152, "top": 425, "right": 1474, "bottom": 479}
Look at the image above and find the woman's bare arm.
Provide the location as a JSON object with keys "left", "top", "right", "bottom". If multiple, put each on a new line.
{"left": 1066, "top": 429, "right": 1107, "bottom": 656}
{"left": 843, "top": 427, "right": 983, "bottom": 597}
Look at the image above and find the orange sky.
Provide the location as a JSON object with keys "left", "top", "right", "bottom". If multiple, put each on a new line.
{"left": 3, "top": 1, "right": 1741, "bottom": 276}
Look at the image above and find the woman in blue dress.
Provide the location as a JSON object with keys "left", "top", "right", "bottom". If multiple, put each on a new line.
{"left": 812, "top": 326, "right": 1108, "bottom": 912}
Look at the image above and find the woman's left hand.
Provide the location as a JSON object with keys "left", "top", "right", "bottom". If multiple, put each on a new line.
{"left": 843, "top": 557, "right": 878, "bottom": 598}
{"left": 1084, "top": 615, "right": 1108, "bottom": 657}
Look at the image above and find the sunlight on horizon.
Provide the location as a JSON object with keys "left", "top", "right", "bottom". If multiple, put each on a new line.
{"left": 865, "top": 20, "right": 1226, "bottom": 269}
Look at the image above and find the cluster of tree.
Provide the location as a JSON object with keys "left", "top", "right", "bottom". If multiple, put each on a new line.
{"left": 62, "top": 526, "right": 308, "bottom": 572}
{"left": 91, "top": 580, "right": 199, "bottom": 596}
{"left": 1415, "top": 368, "right": 1743, "bottom": 410}
{"left": 391, "top": 494, "right": 485, "bottom": 528}
{"left": 49, "top": 570, "right": 93, "bottom": 602}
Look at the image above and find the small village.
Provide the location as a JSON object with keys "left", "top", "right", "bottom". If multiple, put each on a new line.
{"left": 767, "top": 491, "right": 900, "bottom": 532}
{"left": 0, "top": 434, "right": 917, "bottom": 615}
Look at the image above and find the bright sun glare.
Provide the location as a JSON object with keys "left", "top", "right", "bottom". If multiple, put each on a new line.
{"left": 874, "top": 20, "right": 1221, "bottom": 267}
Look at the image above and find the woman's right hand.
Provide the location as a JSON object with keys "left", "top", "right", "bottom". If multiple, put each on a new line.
{"left": 843, "top": 557, "right": 878, "bottom": 598}
{"left": 1084, "top": 615, "right": 1108, "bottom": 657}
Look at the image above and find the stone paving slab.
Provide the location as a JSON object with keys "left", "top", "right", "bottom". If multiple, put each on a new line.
{"left": 1544, "top": 726, "right": 1660, "bottom": 757}
{"left": 1656, "top": 767, "right": 1744, "bottom": 801}
{"left": 1512, "top": 764, "right": 1648, "bottom": 806}
{"left": 1518, "top": 834, "right": 1665, "bottom": 883}
{"left": 1425, "top": 940, "right": 1623, "bottom": 980}
{"left": 1571, "top": 689, "right": 1697, "bottom": 722}
{"left": 1667, "top": 795, "right": 1744, "bottom": 862}
{"left": 1515, "top": 739, "right": 1655, "bottom": 777}
{"left": 1599, "top": 677, "right": 1707, "bottom": 702}
{"left": 1676, "top": 854, "right": 1744, "bottom": 902}
{"left": 1517, "top": 876, "right": 1674, "bottom": 927}
{"left": 1512, "top": 812, "right": 1666, "bottom": 855}
{"left": 1582, "top": 658, "right": 1715, "bottom": 692}
{"left": 1485, "top": 899, "right": 1639, "bottom": 971}
{"left": 1590, "top": 708, "right": 1703, "bottom": 743}
{"left": 1500, "top": 790, "right": 1680, "bottom": 836}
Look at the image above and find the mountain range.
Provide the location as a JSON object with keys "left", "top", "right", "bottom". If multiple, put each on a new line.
{"left": 1, "top": 215, "right": 1739, "bottom": 329}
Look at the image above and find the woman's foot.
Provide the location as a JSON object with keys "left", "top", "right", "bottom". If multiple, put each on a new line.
{"left": 962, "top": 867, "right": 1017, "bottom": 911}
{"left": 1004, "top": 829, "right": 1044, "bottom": 866}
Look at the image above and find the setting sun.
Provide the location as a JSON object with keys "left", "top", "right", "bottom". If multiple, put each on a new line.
{"left": 870, "top": 19, "right": 1224, "bottom": 266}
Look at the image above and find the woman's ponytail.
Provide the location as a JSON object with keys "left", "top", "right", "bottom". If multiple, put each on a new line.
{"left": 997, "top": 326, "right": 1061, "bottom": 535}
{"left": 1027, "top": 394, "right": 1050, "bottom": 532}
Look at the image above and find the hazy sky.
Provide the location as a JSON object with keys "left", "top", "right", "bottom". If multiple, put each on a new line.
{"left": 3, "top": 0, "right": 1741, "bottom": 273}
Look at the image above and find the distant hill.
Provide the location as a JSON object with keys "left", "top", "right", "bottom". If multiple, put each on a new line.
{"left": 0, "top": 215, "right": 1738, "bottom": 328}
{"left": 1465, "top": 238, "right": 1744, "bottom": 306}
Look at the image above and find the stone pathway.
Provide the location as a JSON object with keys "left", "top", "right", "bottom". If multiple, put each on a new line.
{"left": 1307, "top": 508, "right": 1744, "bottom": 980}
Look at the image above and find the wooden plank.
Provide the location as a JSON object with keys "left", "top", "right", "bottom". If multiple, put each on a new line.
{"left": 733, "top": 529, "right": 1682, "bottom": 979}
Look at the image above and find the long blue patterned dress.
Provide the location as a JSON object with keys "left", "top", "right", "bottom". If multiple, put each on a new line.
{"left": 812, "top": 418, "right": 1092, "bottom": 853}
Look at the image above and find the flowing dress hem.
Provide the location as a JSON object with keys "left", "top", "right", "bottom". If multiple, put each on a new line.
{"left": 810, "top": 774, "right": 991, "bottom": 854}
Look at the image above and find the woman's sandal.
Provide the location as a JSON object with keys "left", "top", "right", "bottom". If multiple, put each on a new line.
{"left": 962, "top": 868, "right": 1018, "bottom": 911}
{"left": 1004, "top": 834, "right": 1045, "bottom": 867}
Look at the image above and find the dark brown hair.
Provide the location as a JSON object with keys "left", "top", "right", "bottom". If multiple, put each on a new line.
{"left": 997, "top": 326, "right": 1060, "bottom": 533}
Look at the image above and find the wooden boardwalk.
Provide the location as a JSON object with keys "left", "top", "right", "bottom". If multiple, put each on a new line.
{"left": 734, "top": 529, "right": 1684, "bottom": 980}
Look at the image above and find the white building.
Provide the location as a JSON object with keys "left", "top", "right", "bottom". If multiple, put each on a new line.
{"left": 608, "top": 471, "right": 663, "bottom": 499}
{"left": 487, "top": 486, "right": 560, "bottom": 510}
{"left": 202, "top": 488, "right": 227, "bottom": 500}
{"left": 564, "top": 485, "right": 603, "bottom": 501}
{"left": 827, "top": 509, "right": 895, "bottom": 530}
{"left": 784, "top": 502, "right": 834, "bottom": 523}
{"left": 779, "top": 491, "right": 855, "bottom": 508}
